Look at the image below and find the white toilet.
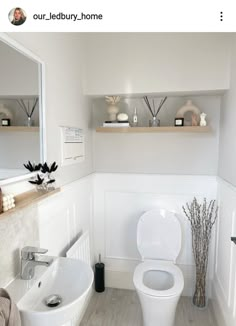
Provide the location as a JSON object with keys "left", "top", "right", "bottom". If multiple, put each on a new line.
{"left": 133, "top": 208, "right": 184, "bottom": 326}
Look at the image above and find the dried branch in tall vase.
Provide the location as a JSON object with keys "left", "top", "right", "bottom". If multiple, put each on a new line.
{"left": 182, "top": 197, "right": 218, "bottom": 308}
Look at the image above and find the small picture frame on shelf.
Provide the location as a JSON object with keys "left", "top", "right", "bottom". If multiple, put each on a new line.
{"left": 1, "top": 118, "right": 11, "bottom": 126}
{"left": 175, "top": 117, "right": 184, "bottom": 127}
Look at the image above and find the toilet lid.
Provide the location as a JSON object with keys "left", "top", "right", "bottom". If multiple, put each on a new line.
{"left": 137, "top": 208, "right": 181, "bottom": 261}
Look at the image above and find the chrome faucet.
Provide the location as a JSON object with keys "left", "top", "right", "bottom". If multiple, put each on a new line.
{"left": 21, "top": 246, "right": 52, "bottom": 280}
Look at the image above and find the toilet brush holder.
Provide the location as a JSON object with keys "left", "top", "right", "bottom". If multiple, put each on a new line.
{"left": 95, "top": 254, "right": 105, "bottom": 293}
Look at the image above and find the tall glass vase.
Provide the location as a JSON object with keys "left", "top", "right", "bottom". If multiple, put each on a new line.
{"left": 26, "top": 116, "right": 33, "bottom": 127}
{"left": 182, "top": 198, "right": 218, "bottom": 310}
{"left": 149, "top": 116, "right": 160, "bottom": 127}
{"left": 193, "top": 263, "right": 208, "bottom": 308}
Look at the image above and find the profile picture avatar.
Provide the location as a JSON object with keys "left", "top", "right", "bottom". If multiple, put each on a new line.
{"left": 9, "top": 7, "right": 27, "bottom": 26}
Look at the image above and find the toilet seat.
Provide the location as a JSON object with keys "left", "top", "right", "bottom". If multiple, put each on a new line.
{"left": 133, "top": 260, "right": 184, "bottom": 298}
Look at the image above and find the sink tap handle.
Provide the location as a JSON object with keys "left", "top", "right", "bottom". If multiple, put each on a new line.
{"left": 21, "top": 246, "right": 48, "bottom": 260}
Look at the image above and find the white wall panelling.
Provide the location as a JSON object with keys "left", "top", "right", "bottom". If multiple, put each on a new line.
{"left": 38, "top": 175, "right": 94, "bottom": 261}
{"left": 212, "top": 178, "right": 236, "bottom": 326}
{"left": 93, "top": 173, "right": 217, "bottom": 296}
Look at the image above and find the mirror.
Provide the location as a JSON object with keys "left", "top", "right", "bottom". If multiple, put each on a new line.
{"left": 0, "top": 35, "right": 45, "bottom": 185}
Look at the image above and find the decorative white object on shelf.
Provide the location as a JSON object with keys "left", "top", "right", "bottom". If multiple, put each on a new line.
{"left": 105, "top": 96, "right": 121, "bottom": 121}
{"left": 2, "top": 193, "right": 15, "bottom": 212}
{"left": 176, "top": 100, "right": 201, "bottom": 126}
{"left": 117, "top": 113, "right": 128, "bottom": 122}
{"left": 200, "top": 112, "right": 207, "bottom": 126}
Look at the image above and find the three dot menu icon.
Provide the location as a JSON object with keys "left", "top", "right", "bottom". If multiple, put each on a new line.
{"left": 220, "top": 12, "right": 223, "bottom": 21}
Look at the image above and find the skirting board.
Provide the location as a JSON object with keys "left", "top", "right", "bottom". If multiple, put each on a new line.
{"left": 105, "top": 269, "right": 200, "bottom": 297}
{"left": 211, "top": 282, "right": 228, "bottom": 326}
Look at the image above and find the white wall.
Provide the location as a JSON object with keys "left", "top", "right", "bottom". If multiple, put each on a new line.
{"left": 84, "top": 33, "right": 230, "bottom": 96}
{"left": 7, "top": 33, "right": 94, "bottom": 186}
{"left": 218, "top": 35, "right": 236, "bottom": 187}
{"left": 93, "top": 95, "right": 220, "bottom": 175}
{"left": 93, "top": 173, "right": 217, "bottom": 295}
{"left": 0, "top": 40, "right": 38, "bottom": 96}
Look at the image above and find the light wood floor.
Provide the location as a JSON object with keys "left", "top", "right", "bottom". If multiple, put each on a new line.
{"left": 81, "top": 288, "right": 216, "bottom": 326}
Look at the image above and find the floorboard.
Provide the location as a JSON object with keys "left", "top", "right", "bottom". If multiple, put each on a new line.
{"left": 81, "top": 288, "right": 216, "bottom": 326}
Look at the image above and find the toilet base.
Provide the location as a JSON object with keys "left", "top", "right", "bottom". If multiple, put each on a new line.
{"left": 137, "top": 291, "right": 180, "bottom": 326}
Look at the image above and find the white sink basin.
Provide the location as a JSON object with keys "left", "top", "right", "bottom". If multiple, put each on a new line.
{"left": 7, "top": 257, "right": 94, "bottom": 326}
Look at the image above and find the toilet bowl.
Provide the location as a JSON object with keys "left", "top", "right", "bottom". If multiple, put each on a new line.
{"left": 133, "top": 208, "right": 184, "bottom": 326}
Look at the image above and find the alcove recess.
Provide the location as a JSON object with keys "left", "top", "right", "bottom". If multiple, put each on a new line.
{"left": 0, "top": 188, "right": 60, "bottom": 219}
{"left": 93, "top": 93, "right": 218, "bottom": 133}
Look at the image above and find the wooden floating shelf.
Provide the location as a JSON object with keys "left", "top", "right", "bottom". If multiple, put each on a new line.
{"left": 0, "top": 126, "right": 39, "bottom": 132}
{"left": 96, "top": 126, "right": 211, "bottom": 133}
{"left": 0, "top": 188, "right": 60, "bottom": 219}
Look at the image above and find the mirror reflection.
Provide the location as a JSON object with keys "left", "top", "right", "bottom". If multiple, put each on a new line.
{"left": 0, "top": 39, "right": 41, "bottom": 181}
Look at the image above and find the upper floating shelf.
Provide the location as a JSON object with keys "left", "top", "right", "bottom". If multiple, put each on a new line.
{"left": 96, "top": 126, "right": 211, "bottom": 133}
{"left": 0, "top": 126, "right": 39, "bottom": 132}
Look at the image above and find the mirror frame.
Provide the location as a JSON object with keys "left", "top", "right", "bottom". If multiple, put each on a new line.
{"left": 0, "top": 33, "right": 46, "bottom": 186}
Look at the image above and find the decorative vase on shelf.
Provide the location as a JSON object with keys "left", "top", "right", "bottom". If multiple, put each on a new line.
{"left": 107, "top": 105, "right": 119, "bottom": 121}
{"left": 143, "top": 96, "right": 167, "bottom": 128}
{"left": 17, "top": 98, "right": 38, "bottom": 127}
{"left": 149, "top": 116, "right": 160, "bottom": 127}
{"left": 105, "top": 96, "right": 121, "bottom": 121}
{"left": 24, "top": 161, "right": 58, "bottom": 193}
{"left": 26, "top": 116, "right": 34, "bottom": 127}
{"left": 182, "top": 198, "right": 218, "bottom": 309}
{"left": 36, "top": 184, "right": 47, "bottom": 193}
